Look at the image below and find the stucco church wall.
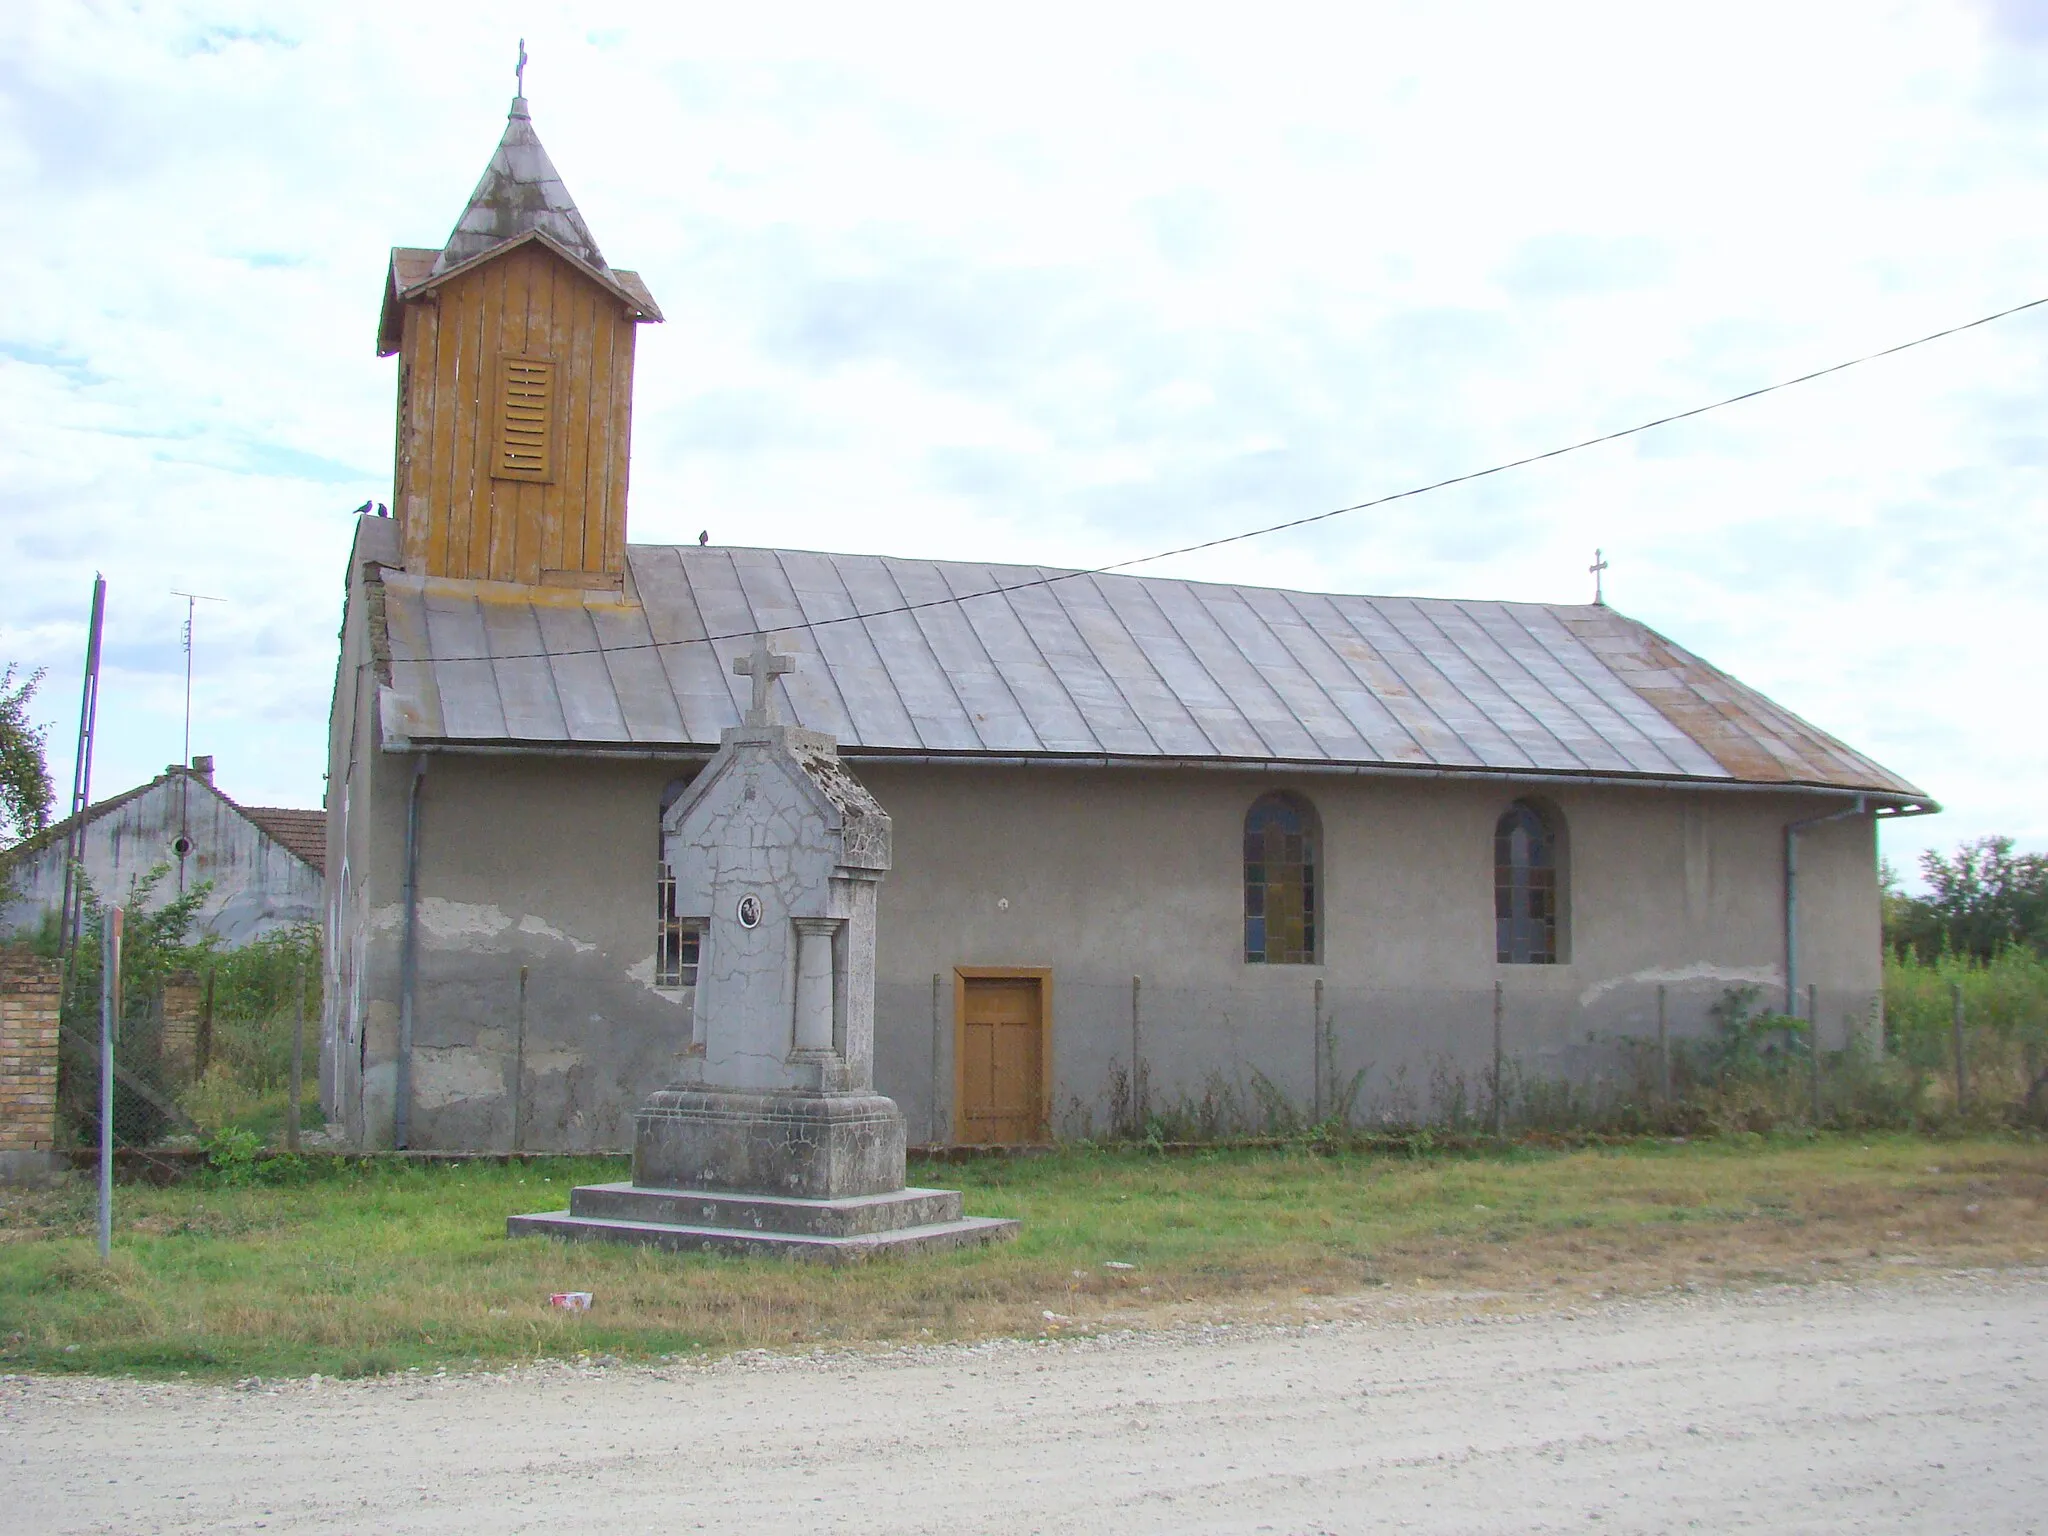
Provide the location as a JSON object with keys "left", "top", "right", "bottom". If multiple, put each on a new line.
{"left": 328, "top": 734, "right": 1881, "bottom": 1151}
{"left": 860, "top": 765, "right": 1881, "bottom": 1142}
{"left": 341, "top": 753, "right": 692, "bottom": 1151}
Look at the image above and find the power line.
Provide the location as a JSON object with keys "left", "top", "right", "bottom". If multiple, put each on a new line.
{"left": 416, "top": 291, "right": 2048, "bottom": 666}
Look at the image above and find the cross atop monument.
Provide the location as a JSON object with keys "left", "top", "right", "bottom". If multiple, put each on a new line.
{"left": 734, "top": 633, "right": 797, "bottom": 726}
{"left": 1589, "top": 547, "right": 1610, "bottom": 606}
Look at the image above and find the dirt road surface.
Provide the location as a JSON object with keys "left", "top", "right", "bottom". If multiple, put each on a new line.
{"left": 5, "top": 1273, "right": 2043, "bottom": 1534}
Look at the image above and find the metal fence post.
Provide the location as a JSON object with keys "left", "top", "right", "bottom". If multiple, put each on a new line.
{"left": 97, "top": 907, "right": 123, "bottom": 1263}
{"left": 197, "top": 966, "right": 215, "bottom": 1076}
{"left": 511, "top": 965, "right": 528, "bottom": 1154}
{"left": 1808, "top": 981, "right": 1822, "bottom": 1126}
{"left": 1131, "top": 975, "right": 1145, "bottom": 1132}
{"left": 929, "top": 973, "right": 942, "bottom": 1146}
{"left": 1656, "top": 983, "right": 1671, "bottom": 1105}
{"left": 1491, "top": 980, "right": 1505, "bottom": 1138}
{"left": 1312, "top": 979, "right": 1325, "bottom": 1124}
{"left": 287, "top": 964, "right": 306, "bottom": 1154}
{"left": 1951, "top": 982, "right": 1967, "bottom": 1115}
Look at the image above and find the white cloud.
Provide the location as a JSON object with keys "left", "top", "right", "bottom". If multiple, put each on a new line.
{"left": 0, "top": 0, "right": 2040, "bottom": 885}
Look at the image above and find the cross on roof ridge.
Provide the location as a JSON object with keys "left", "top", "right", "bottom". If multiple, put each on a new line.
{"left": 733, "top": 633, "right": 797, "bottom": 725}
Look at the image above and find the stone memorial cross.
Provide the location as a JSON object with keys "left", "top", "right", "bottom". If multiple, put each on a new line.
{"left": 505, "top": 627, "right": 1020, "bottom": 1254}
{"left": 733, "top": 633, "right": 796, "bottom": 726}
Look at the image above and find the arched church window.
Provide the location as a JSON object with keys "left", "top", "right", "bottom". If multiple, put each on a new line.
{"left": 1495, "top": 801, "right": 1562, "bottom": 964}
{"left": 655, "top": 778, "right": 698, "bottom": 989}
{"left": 1244, "top": 792, "right": 1319, "bottom": 964}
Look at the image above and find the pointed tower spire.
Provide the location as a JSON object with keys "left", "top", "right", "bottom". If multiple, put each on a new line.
{"left": 432, "top": 91, "right": 608, "bottom": 276}
{"left": 378, "top": 83, "right": 661, "bottom": 592}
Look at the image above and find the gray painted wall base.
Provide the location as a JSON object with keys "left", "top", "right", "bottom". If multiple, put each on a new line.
{"left": 507, "top": 1181, "right": 1017, "bottom": 1263}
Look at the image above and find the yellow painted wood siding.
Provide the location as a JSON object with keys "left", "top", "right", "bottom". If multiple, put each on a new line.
{"left": 393, "top": 242, "right": 637, "bottom": 586}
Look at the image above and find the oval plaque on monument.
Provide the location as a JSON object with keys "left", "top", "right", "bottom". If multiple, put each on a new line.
{"left": 736, "top": 894, "right": 763, "bottom": 929}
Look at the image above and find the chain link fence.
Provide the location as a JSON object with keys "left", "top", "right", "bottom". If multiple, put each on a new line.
{"left": 46, "top": 880, "right": 323, "bottom": 1152}
{"left": 1004, "top": 970, "right": 2045, "bottom": 1145}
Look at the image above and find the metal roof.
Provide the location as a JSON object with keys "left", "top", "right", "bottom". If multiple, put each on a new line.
{"left": 371, "top": 544, "right": 1928, "bottom": 801}
{"left": 436, "top": 96, "right": 606, "bottom": 276}
{"left": 374, "top": 94, "right": 661, "bottom": 358}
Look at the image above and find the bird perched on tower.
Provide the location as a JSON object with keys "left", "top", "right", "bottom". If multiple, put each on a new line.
{"left": 698, "top": 530, "right": 709, "bottom": 546}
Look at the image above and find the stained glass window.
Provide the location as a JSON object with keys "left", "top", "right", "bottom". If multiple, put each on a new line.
{"left": 1495, "top": 801, "right": 1559, "bottom": 964}
{"left": 1244, "top": 793, "right": 1318, "bottom": 964}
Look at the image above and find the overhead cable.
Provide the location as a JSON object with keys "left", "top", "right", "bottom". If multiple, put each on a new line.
{"left": 416, "top": 291, "right": 2048, "bottom": 665}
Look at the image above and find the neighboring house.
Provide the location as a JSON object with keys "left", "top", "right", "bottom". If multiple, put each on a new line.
{"left": 1, "top": 758, "right": 324, "bottom": 946}
{"left": 322, "top": 92, "right": 1937, "bottom": 1153}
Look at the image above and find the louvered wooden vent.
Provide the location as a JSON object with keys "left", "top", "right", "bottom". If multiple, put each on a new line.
{"left": 492, "top": 355, "right": 554, "bottom": 481}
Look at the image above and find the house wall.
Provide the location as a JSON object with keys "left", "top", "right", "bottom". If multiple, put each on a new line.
{"left": 0, "top": 776, "right": 322, "bottom": 947}
{"left": 325, "top": 744, "right": 1882, "bottom": 1151}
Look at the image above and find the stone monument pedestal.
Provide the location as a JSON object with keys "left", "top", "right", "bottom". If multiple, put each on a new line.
{"left": 509, "top": 1088, "right": 1017, "bottom": 1262}
{"left": 507, "top": 1179, "right": 1015, "bottom": 1263}
{"left": 508, "top": 635, "right": 1017, "bottom": 1264}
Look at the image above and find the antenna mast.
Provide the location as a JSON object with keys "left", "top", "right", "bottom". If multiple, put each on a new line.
{"left": 169, "top": 590, "right": 225, "bottom": 894}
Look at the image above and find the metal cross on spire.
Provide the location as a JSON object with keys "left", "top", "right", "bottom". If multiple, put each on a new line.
{"left": 1589, "top": 548, "right": 1610, "bottom": 606}
{"left": 516, "top": 38, "right": 528, "bottom": 97}
{"left": 733, "top": 633, "right": 797, "bottom": 726}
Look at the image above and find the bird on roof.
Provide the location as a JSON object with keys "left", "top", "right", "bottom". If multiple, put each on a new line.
{"left": 351, "top": 500, "right": 374, "bottom": 516}
{"left": 698, "top": 530, "right": 709, "bottom": 546}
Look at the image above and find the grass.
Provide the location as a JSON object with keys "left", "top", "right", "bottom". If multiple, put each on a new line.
{"left": 2, "top": 1136, "right": 2043, "bottom": 1382}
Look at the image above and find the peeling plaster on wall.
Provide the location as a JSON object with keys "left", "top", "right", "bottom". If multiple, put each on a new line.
{"left": 1578, "top": 964, "right": 1783, "bottom": 1008}
{"left": 412, "top": 1046, "right": 506, "bottom": 1110}
{"left": 517, "top": 914, "right": 595, "bottom": 952}
{"left": 373, "top": 898, "right": 601, "bottom": 954}
{"left": 625, "top": 952, "right": 690, "bottom": 1003}
{"left": 521, "top": 1046, "right": 585, "bottom": 1078}
{"left": 417, "top": 897, "right": 515, "bottom": 945}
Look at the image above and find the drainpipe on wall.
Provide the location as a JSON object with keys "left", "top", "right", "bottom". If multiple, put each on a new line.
{"left": 1784, "top": 794, "right": 1867, "bottom": 1016}
{"left": 395, "top": 754, "right": 427, "bottom": 1149}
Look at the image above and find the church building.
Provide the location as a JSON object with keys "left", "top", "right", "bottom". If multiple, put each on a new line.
{"left": 323, "top": 93, "right": 1935, "bottom": 1151}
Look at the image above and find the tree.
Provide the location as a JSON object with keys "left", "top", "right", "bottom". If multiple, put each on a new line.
{"left": 1884, "top": 836, "right": 2048, "bottom": 961}
{"left": 0, "top": 663, "right": 53, "bottom": 850}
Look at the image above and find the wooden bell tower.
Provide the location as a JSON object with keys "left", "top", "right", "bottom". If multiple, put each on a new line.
{"left": 375, "top": 93, "right": 662, "bottom": 591}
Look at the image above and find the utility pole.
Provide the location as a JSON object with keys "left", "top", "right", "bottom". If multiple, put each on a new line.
{"left": 59, "top": 576, "right": 106, "bottom": 964}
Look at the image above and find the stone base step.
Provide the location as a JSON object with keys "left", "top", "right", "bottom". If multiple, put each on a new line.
{"left": 565, "top": 1181, "right": 963, "bottom": 1237}
{"left": 507, "top": 1209, "right": 1018, "bottom": 1264}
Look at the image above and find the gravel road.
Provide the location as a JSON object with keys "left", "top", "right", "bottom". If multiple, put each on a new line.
{"left": 5, "top": 1273, "right": 2043, "bottom": 1534}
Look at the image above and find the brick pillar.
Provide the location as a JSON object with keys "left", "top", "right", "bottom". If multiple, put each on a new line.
{"left": 0, "top": 944, "right": 62, "bottom": 1180}
{"left": 162, "top": 970, "right": 203, "bottom": 1082}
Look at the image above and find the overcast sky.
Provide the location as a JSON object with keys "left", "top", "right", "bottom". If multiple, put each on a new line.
{"left": 1, "top": 0, "right": 2043, "bottom": 883}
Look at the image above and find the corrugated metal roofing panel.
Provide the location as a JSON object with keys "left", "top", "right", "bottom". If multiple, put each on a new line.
{"left": 792, "top": 552, "right": 939, "bottom": 749}
{"left": 366, "top": 548, "right": 1927, "bottom": 799}
{"left": 420, "top": 590, "right": 506, "bottom": 739}
{"left": 936, "top": 562, "right": 1099, "bottom": 753}
{"left": 880, "top": 558, "right": 1038, "bottom": 752}
{"left": 479, "top": 600, "right": 566, "bottom": 741}
{"left": 587, "top": 599, "right": 682, "bottom": 742}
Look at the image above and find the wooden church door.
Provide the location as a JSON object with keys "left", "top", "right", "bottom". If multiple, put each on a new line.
{"left": 955, "top": 971, "right": 1050, "bottom": 1144}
